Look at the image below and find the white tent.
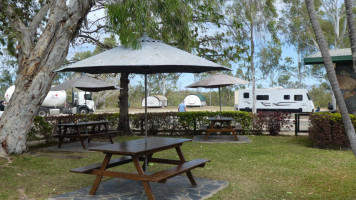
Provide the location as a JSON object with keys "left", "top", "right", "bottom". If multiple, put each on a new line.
{"left": 142, "top": 95, "right": 168, "bottom": 107}
{"left": 184, "top": 94, "right": 207, "bottom": 107}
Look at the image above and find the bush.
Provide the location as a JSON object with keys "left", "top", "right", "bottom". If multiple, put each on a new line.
{"left": 309, "top": 113, "right": 355, "bottom": 149}
{"left": 252, "top": 112, "right": 293, "bottom": 135}
{"left": 28, "top": 116, "right": 53, "bottom": 141}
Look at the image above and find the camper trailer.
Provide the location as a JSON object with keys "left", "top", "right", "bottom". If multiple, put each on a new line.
{"left": 184, "top": 94, "right": 207, "bottom": 107}
{"left": 235, "top": 88, "right": 315, "bottom": 113}
{"left": 141, "top": 95, "right": 167, "bottom": 108}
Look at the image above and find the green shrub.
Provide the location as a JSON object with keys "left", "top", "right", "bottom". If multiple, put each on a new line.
{"left": 309, "top": 113, "right": 356, "bottom": 149}
{"left": 28, "top": 116, "right": 53, "bottom": 141}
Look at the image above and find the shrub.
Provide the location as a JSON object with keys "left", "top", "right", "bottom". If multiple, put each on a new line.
{"left": 28, "top": 116, "right": 53, "bottom": 141}
{"left": 252, "top": 112, "right": 293, "bottom": 135}
{"left": 309, "top": 113, "right": 355, "bottom": 149}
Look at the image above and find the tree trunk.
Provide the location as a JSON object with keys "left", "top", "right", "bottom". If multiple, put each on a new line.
{"left": 305, "top": 0, "right": 356, "bottom": 158}
{"left": 251, "top": 22, "right": 256, "bottom": 113}
{"left": 0, "top": 1, "right": 94, "bottom": 157}
{"left": 344, "top": 0, "right": 356, "bottom": 73}
{"left": 118, "top": 73, "right": 131, "bottom": 134}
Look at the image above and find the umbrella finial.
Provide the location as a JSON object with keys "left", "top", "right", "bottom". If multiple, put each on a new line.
{"left": 140, "top": 33, "right": 162, "bottom": 43}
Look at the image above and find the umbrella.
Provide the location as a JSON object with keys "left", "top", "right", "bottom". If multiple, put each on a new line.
{"left": 186, "top": 73, "right": 249, "bottom": 112}
{"left": 55, "top": 34, "right": 229, "bottom": 133}
{"left": 51, "top": 76, "right": 119, "bottom": 136}
{"left": 51, "top": 76, "right": 119, "bottom": 92}
{"left": 55, "top": 34, "right": 229, "bottom": 170}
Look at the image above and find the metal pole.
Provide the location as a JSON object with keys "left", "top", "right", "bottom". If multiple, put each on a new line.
{"left": 144, "top": 73, "right": 148, "bottom": 174}
{"left": 219, "top": 87, "right": 221, "bottom": 113}
{"left": 145, "top": 73, "right": 148, "bottom": 143}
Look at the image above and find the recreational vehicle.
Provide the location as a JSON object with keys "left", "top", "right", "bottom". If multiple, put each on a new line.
{"left": 235, "top": 88, "right": 315, "bottom": 113}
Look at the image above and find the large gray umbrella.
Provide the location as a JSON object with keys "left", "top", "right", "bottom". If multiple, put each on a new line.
{"left": 55, "top": 34, "right": 229, "bottom": 149}
{"left": 186, "top": 73, "right": 249, "bottom": 112}
{"left": 51, "top": 76, "right": 119, "bottom": 92}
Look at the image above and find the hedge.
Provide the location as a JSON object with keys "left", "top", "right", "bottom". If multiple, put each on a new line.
{"left": 29, "top": 111, "right": 294, "bottom": 142}
{"left": 309, "top": 113, "right": 356, "bottom": 149}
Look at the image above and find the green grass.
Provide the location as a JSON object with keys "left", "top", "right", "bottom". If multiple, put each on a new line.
{"left": 1, "top": 135, "right": 356, "bottom": 200}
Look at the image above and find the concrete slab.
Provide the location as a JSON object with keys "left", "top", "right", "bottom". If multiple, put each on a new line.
{"left": 40, "top": 141, "right": 112, "bottom": 153}
{"left": 193, "top": 135, "right": 251, "bottom": 143}
{"left": 47, "top": 176, "right": 228, "bottom": 200}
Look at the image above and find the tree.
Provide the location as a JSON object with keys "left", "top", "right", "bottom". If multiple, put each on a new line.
{"left": 258, "top": 41, "right": 294, "bottom": 87}
{"left": 280, "top": 0, "right": 319, "bottom": 87}
{"left": 305, "top": 0, "right": 356, "bottom": 157}
{"left": 344, "top": 0, "right": 356, "bottom": 72}
{"left": 226, "top": 0, "right": 278, "bottom": 113}
{"left": 105, "top": 0, "right": 233, "bottom": 133}
{"left": 0, "top": 1, "right": 95, "bottom": 158}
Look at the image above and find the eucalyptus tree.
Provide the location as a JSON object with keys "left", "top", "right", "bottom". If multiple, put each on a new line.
{"left": 258, "top": 41, "right": 294, "bottom": 87}
{"left": 0, "top": 1, "right": 95, "bottom": 158}
{"left": 280, "top": 0, "right": 319, "bottom": 87}
{"left": 225, "top": 0, "right": 278, "bottom": 113}
{"left": 305, "top": 0, "right": 356, "bottom": 157}
{"left": 105, "top": 0, "right": 234, "bottom": 132}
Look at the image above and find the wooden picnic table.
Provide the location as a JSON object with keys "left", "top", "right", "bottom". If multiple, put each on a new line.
{"left": 205, "top": 116, "right": 239, "bottom": 140}
{"left": 70, "top": 137, "right": 210, "bottom": 200}
{"left": 55, "top": 120, "right": 115, "bottom": 149}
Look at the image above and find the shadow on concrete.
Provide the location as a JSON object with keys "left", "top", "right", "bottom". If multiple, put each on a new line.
{"left": 48, "top": 176, "right": 228, "bottom": 200}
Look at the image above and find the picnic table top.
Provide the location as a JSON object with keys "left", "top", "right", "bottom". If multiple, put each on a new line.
{"left": 89, "top": 137, "right": 191, "bottom": 156}
{"left": 56, "top": 120, "right": 109, "bottom": 126}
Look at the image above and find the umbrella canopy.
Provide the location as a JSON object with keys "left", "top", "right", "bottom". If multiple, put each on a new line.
{"left": 51, "top": 76, "right": 119, "bottom": 92}
{"left": 186, "top": 73, "right": 249, "bottom": 112}
{"left": 55, "top": 34, "right": 230, "bottom": 74}
{"left": 186, "top": 73, "right": 249, "bottom": 88}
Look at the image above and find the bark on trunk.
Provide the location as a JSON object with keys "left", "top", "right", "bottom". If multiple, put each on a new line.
{"left": 344, "top": 0, "right": 356, "bottom": 73}
{"left": 0, "top": 0, "right": 94, "bottom": 157}
{"left": 305, "top": 0, "right": 356, "bottom": 158}
{"left": 118, "top": 73, "right": 131, "bottom": 134}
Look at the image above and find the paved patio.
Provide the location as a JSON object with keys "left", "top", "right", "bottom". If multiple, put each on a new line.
{"left": 48, "top": 176, "right": 228, "bottom": 200}
{"left": 40, "top": 141, "right": 112, "bottom": 152}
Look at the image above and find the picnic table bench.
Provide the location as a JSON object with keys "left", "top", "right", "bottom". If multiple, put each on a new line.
{"left": 54, "top": 120, "right": 116, "bottom": 149}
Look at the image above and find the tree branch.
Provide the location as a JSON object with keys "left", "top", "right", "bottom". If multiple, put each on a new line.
{"left": 78, "top": 34, "right": 112, "bottom": 49}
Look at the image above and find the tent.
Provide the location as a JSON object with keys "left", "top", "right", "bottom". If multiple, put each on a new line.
{"left": 141, "top": 95, "right": 168, "bottom": 107}
{"left": 184, "top": 94, "right": 207, "bottom": 107}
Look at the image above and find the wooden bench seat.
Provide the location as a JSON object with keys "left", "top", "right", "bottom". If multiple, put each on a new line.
{"left": 70, "top": 156, "right": 133, "bottom": 174}
{"left": 149, "top": 159, "right": 210, "bottom": 182}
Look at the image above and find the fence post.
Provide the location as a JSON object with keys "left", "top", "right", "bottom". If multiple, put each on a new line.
{"left": 294, "top": 113, "right": 298, "bottom": 136}
{"left": 194, "top": 118, "right": 197, "bottom": 134}
{"left": 141, "top": 119, "right": 144, "bottom": 135}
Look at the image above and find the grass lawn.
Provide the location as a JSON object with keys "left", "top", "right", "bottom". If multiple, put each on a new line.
{"left": 0, "top": 135, "right": 355, "bottom": 200}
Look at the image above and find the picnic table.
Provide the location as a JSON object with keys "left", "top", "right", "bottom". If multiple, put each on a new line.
{"left": 204, "top": 116, "right": 239, "bottom": 140}
{"left": 70, "top": 137, "right": 210, "bottom": 200}
{"left": 55, "top": 120, "right": 115, "bottom": 149}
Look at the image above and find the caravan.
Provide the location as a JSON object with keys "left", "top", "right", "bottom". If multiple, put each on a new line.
{"left": 235, "top": 88, "right": 315, "bottom": 113}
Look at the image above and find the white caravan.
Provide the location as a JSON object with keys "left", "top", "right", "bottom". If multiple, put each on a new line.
{"left": 235, "top": 88, "right": 315, "bottom": 113}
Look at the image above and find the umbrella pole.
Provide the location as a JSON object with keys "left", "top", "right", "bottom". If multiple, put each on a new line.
{"left": 144, "top": 73, "right": 148, "bottom": 174}
{"left": 219, "top": 87, "right": 221, "bottom": 113}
